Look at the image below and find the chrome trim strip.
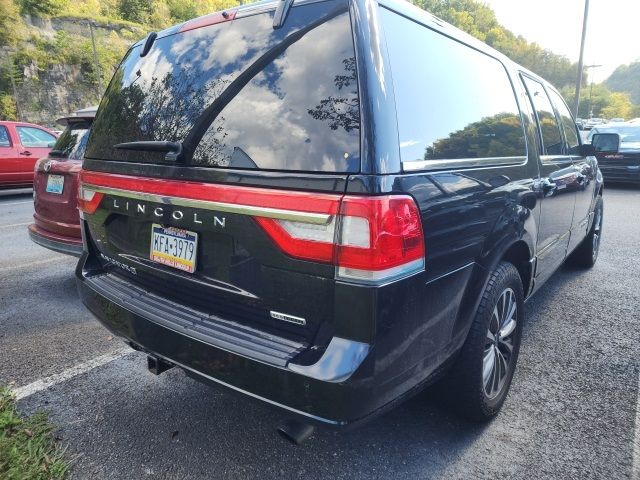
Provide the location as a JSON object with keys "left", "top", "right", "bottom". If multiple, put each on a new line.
{"left": 537, "top": 230, "right": 571, "bottom": 259}
{"left": 336, "top": 257, "right": 425, "bottom": 286}
{"left": 288, "top": 337, "right": 370, "bottom": 383}
{"left": 270, "top": 311, "right": 307, "bottom": 326}
{"left": 84, "top": 184, "right": 332, "bottom": 225}
{"left": 402, "top": 156, "right": 527, "bottom": 172}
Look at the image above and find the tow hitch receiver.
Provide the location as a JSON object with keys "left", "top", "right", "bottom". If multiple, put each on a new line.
{"left": 147, "top": 355, "right": 174, "bottom": 375}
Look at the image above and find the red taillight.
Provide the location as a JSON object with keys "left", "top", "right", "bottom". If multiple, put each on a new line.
{"left": 77, "top": 184, "right": 104, "bottom": 214}
{"left": 77, "top": 171, "right": 424, "bottom": 284}
{"left": 336, "top": 196, "right": 425, "bottom": 282}
{"left": 258, "top": 195, "right": 425, "bottom": 284}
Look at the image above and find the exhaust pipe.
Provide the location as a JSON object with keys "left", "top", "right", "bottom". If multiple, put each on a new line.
{"left": 277, "top": 419, "right": 315, "bottom": 445}
{"left": 147, "top": 355, "right": 174, "bottom": 375}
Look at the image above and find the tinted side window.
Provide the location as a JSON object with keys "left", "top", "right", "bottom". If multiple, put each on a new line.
{"left": 16, "top": 126, "right": 56, "bottom": 148}
{"left": 547, "top": 88, "right": 580, "bottom": 154}
{"left": 521, "top": 77, "right": 563, "bottom": 155}
{"left": 0, "top": 126, "right": 10, "bottom": 147}
{"left": 381, "top": 8, "right": 526, "bottom": 168}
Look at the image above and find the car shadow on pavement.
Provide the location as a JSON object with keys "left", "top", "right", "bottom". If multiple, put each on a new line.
{"left": 26, "top": 349, "right": 491, "bottom": 480}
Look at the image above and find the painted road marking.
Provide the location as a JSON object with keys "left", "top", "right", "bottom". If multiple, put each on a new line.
{"left": 0, "top": 256, "right": 69, "bottom": 272}
{"left": 14, "top": 348, "right": 131, "bottom": 400}
{"left": 0, "top": 200, "right": 32, "bottom": 207}
{"left": 0, "top": 222, "right": 30, "bottom": 229}
{"left": 632, "top": 371, "right": 640, "bottom": 480}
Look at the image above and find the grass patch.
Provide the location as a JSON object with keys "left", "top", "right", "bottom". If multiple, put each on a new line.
{"left": 0, "top": 388, "right": 68, "bottom": 480}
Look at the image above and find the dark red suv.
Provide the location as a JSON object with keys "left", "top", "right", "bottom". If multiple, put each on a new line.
{"left": 28, "top": 108, "right": 96, "bottom": 256}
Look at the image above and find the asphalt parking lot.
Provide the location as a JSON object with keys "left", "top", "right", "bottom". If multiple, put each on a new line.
{"left": 1, "top": 186, "right": 639, "bottom": 480}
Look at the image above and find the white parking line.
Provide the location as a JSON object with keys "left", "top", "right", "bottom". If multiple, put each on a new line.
{"left": 633, "top": 371, "right": 640, "bottom": 480}
{"left": 14, "top": 348, "right": 131, "bottom": 400}
{"left": 0, "top": 256, "right": 69, "bottom": 272}
{"left": 1, "top": 200, "right": 32, "bottom": 207}
{"left": 0, "top": 222, "right": 30, "bottom": 229}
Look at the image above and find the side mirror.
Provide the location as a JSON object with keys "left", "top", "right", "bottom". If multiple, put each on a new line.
{"left": 591, "top": 133, "right": 620, "bottom": 154}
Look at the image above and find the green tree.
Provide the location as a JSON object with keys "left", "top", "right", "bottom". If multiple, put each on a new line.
{"left": 17, "top": 0, "right": 69, "bottom": 16}
{"left": 117, "top": 0, "right": 151, "bottom": 23}
{"left": 600, "top": 92, "right": 633, "bottom": 120}
{"left": 0, "top": 94, "right": 17, "bottom": 120}
{"left": 167, "top": 0, "right": 198, "bottom": 22}
{"left": 0, "top": 0, "right": 22, "bottom": 46}
{"left": 605, "top": 61, "right": 640, "bottom": 104}
{"left": 415, "top": 0, "right": 579, "bottom": 88}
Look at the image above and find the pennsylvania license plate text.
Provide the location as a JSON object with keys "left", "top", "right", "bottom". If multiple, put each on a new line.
{"left": 150, "top": 224, "right": 198, "bottom": 273}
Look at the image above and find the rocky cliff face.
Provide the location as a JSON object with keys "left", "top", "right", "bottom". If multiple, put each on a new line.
{"left": 4, "top": 16, "right": 142, "bottom": 127}
{"left": 14, "top": 63, "right": 99, "bottom": 127}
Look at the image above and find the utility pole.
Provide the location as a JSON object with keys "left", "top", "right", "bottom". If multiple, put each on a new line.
{"left": 573, "top": 0, "right": 589, "bottom": 118}
{"left": 88, "top": 22, "right": 104, "bottom": 99}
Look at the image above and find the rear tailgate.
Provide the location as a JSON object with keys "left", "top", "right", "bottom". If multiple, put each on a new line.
{"left": 80, "top": 0, "right": 360, "bottom": 346}
{"left": 34, "top": 158, "right": 82, "bottom": 236}
{"left": 596, "top": 150, "right": 640, "bottom": 181}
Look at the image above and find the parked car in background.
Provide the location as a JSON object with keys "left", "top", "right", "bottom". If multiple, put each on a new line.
{"left": 28, "top": 107, "right": 97, "bottom": 256}
{"left": 588, "top": 124, "right": 640, "bottom": 184}
{"left": 0, "top": 121, "right": 58, "bottom": 189}
{"left": 75, "top": 0, "right": 603, "bottom": 439}
{"left": 576, "top": 117, "right": 585, "bottom": 130}
{"left": 609, "top": 118, "right": 625, "bottom": 123}
{"left": 585, "top": 118, "right": 606, "bottom": 130}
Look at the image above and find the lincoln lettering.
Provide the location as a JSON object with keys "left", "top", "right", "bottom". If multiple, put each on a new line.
{"left": 111, "top": 198, "right": 226, "bottom": 228}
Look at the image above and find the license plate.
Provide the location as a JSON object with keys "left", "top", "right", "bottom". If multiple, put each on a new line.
{"left": 45, "top": 174, "right": 64, "bottom": 194}
{"left": 150, "top": 224, "right": 198, "bottom": 273}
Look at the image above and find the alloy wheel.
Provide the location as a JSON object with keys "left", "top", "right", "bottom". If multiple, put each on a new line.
{"left": 592, "top": 207, "right": 603, "bottom": 262}
{"left": 483, "top": 287, "right": 517, "bottom": 399}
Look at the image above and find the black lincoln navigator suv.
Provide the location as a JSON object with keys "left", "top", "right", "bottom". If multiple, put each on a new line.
{"left": 76, "top": 0, "right": 604, "bottom": 434}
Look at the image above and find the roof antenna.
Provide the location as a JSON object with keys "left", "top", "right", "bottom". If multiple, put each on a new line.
{"left": 273, "top": 0, "right": 294, "bottom": 29}
{"left": 140, "top": 32, "right": 157, "bottom": 57}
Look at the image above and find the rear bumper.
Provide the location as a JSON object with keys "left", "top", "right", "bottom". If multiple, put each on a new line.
{"left": 76, "top": 254, "right": 378, "bottom": 426}
{"left": 28, "top": 224, "right": 82, "bottom": 257}
{"left": 599, "top": 166, "right": 640, "bottom": 184}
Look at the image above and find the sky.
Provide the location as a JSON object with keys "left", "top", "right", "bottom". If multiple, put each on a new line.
{"left": 483, "top": 0, "right": 640, "bottom": 83}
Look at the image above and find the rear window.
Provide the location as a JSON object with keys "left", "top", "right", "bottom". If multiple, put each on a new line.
{"left": 380, "top": 8, "right": 526, "bottom": 169}
{"left": 53, "top": 120, "right": 92, "bottom": 160}
{"left": 85, "top": 0, "right": 360, "bottom": 173}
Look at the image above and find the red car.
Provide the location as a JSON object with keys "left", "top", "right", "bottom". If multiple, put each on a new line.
{"left": 0, "top": 121, "right": 58, "bottom": 188}
{"left": 28, "top": 108, "right": 96, "bottom": 256}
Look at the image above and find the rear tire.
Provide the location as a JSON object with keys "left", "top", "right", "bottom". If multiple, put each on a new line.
{"left": 569, "top": 196, "right": 603, "bottom": 268}
{"left": 443, "top": 261, "right": 524, "bottom": 422}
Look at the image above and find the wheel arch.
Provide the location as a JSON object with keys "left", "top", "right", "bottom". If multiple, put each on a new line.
{"left": 450, "top": 233, "right": 535, "bottom": 351}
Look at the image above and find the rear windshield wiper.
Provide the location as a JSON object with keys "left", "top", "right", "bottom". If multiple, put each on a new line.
{"left": 114, "top": 141, "right": 183, "bottom": 162}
